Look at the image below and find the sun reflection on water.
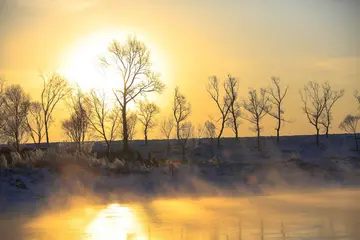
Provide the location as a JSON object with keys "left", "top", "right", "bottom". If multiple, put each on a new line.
{"left": 85, "top": 203, "right": 146, "bottom": 240}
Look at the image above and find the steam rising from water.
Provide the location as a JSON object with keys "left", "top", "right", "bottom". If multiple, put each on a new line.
{"left": 13, "top": 188, "right": 360, "bottom": 239}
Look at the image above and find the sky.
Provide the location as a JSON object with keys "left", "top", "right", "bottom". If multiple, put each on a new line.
{"left": 0, "top": 0, "right": 359, "bottom": 142}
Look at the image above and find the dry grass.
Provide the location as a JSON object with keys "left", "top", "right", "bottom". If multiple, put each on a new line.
{"left": 0, "top": 143, "right": 148, "bottom": 174}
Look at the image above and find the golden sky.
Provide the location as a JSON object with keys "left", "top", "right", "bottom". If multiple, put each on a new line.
{"left": 0, "top": 0, "right": 359, "bottom": 142}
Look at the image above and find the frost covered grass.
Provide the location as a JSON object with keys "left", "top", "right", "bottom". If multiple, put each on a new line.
{"left": 0, "top": 142, "right": 148, "bottom": 174}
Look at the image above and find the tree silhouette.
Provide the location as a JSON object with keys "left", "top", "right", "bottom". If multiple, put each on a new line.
{"left": 300, "top": 81, "right": 327, "bottom": 146}
{"left": 0, "top": 84, "right": 30, "bottom": 152}
{"left": 320, "top": 82, "right": 344, "bottom": 138}
{"left": 173, "top": 87, "right": 191, "bottom": 140}
{"left": 41, "top": 73, "right": 71, "bottom": 145}
{"left": 225, "top": 74, "right": 241, "bottom": 139}
{"left": 339, "top": 114, "right": 359, "bottom": 151}
{"left": 121, "top": 112, "right": 137, "bottom": 146}
{"left": 100, "top": 36, "right": 165, "bottom": 153}
{"left": 26, "top": 101, "right": 45, "bottom": 148}
{"left": 160, "top": 117, "right": 174, "bottom": 155}
{"left": 207, "top": 75, "right": 232, "bottom": 147}
{"left": 178, "top": 121, "right": 193, "bottom": 160}
{"left": 62, "top": 88, "right": 91, "bottom": 152}
{"left": 204, "top": 120, "right": 216, "bottom": 140}
{"left": 264, "top": 76, "right": 289, "bottom": 142}
{"left": 86, "top": 89, "right": 121, "bottom": 157}
{"left": 241, "top": 88, "right": 271, "bottom": 150}
{"left": 355, "top": 90, "right": 360, "bottom": 109}
{"left": 138, "top": 101, "right": 160, "bottom": 145}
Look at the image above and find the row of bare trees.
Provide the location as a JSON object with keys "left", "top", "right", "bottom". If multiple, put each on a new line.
{"left": 202, "top": 75, "right": 353, "bottom": 150}
{"left": 0, "top": 35, "right": 357, "bottom": 154}
{"left": 203, "top": 75, "right": 289, "bottom": 150}
{"left": 0, "top": 74, "right": 71, "bottom": 152}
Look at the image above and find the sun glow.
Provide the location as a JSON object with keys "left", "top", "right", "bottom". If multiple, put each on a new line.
{"left": 58, "top": 30, "right": 167, "bottom": 100}
{"left": 85, "top": 203, "right": 146, "bottom": 240}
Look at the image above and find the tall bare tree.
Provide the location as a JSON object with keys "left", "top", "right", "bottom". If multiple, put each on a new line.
{"left": 225, "top": 74, "right": 241, "bottom": 139}
{"left": 100, "top": 36, "right": 165, "bottom": 153}
{"left": 173, "top": 87, "right": 191, "bottom": 139}
{"left": 26, "top": 101, "right": 45, "bottom": 148}
{"left": 320, "top": 82, "right": 345, "bottom": 138}
{"left": 242, "top": 89, "right": 271, "bottom": 150}
{"left": 300, "top": 81, "right": 327, "bottom": 146}
{"left": 138, "top": 101, "right": 160, "bottom": 145}
{"left": 339, "top": 114, "right": 359, "bottom": 151}
{"left": 62, "top": 88, "right": 91, "bottom": 152}
{"left": 207, "top": 76, "right": 232, "bottom": 147}
{"left": 41, "top": 73, "right": 71, "bottom": 145}
{"left": 86, "top": 89, "right": 121, "bottom": 156}
{"left": 264, "top": 76, "right": 289, "bottom": 142}
{"left": 0, "top": 85, "right": 30, "bottom": 152}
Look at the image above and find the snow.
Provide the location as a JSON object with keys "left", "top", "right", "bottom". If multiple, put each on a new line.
{"left": 0, "top": 134, "right": 359, "bottom": 239}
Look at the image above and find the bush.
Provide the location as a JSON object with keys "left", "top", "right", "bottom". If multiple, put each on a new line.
{"left": 11, "top": 151, "right": 30, "bottom": 168}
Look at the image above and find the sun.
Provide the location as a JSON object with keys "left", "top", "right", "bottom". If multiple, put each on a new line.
{"left": 58, "top": 30, "right": 167, "bottom": 100}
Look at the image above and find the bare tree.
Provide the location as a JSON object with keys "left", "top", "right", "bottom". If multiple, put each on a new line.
{"left": 160, "top": 117, "right": 174, "bottom": 154}
{"left": 355, "top": 90, "right": 360, "bottom": 109}
{"left": 320, "top": 82, "right": 345, "bottom": 138}
{"left": 204, "top": 120, "right": 216, "bottom": 140}
{"left": 242, "top": 89, "right": 271, "bottom": 150}
{"left": 160, "top": 117, "right": 174, "bottom": 140}
{"left": 41, "top": 73, "right": 71, "bottom": 145}
{"left": 0, "top": 85, "right": 30, "bottom": 152}
{"left": 339, "top": 114, "right": 359, "bottom": 151}
{"left": 264, "top": 76, "right": 289, "bottom": 142}
{"left": 100, "top": 36, "right": 165, "bottom": 153}
{"left": 173, "top": 87, "right": 191, "bottom": 139}
{"left": 178, "top": 121, "right": 194, "bottom": 160}
{"left": 138, "top": 101, "right": 160, "bottom": 145}
{"left": 0, "top": 79, "right": 6, "bottom": 132}
{"left": 300, "top": 81, "right": 327, "bottom": 146}
{"left": 207, "top": 76, "right": 232, "bottom": 147}
{"left": 62, "top": 88, "right": 91, "bottom": 152}
{"left": 86, "top": 89, "right": 121, "bottom": 156}
{"left": 26, "top": 101, "right": 45, "bottom": 148}
{"left": 197, "top": 124, "right": 205, "bottom": 139}
{"left": 225, "top": 74, "right": 241, "bottom": 139}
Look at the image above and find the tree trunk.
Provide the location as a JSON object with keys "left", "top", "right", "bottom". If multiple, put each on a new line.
{"left": 257, "top": 121, "right": 261, "bottom": 151}
{"left": 325, "top": 126, "right": 329, "bottom": 138}
{"left": 232, "top": 108, "right": 238, "bottom": 140}
{"left": 277, "top": 106, "right": 281, "bottom": 143}
{"left": 316, "top": 127, "right": 320, "bottom": 146}
{"left": 144, "top": 127, "right": 148, "bottom": 145}
{"left": 122, "top": 103, "right": 129, "bottom": 153}
{"left": 217, "top": 117, "right": 226, "bottom": 147}
{"left": 176, "top": 122, "right": 180, "bottom": 140}
{"left": 45, "top": 120, "right": 50, "bottom": 145}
